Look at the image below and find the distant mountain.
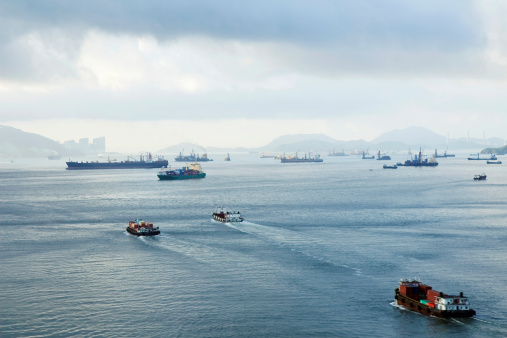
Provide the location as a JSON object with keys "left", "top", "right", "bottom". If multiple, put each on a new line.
{"left": 0, "top": 125, "right": 66, "bottom": 158}
{"left": 372, "top": 126, "right": 447, "bottom": 146}
{"left": 158, "top": 142, "right": 207, "bottom": 154}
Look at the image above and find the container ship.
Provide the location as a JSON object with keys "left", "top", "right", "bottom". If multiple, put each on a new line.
{"left": 157, "top": 163, "right": 206, "bottom": 180}
{"left": 398, "top": 148, "right": 438, "bottom": 167}
{"left": 66, "top": 153, "right": 167, "bottom": 170}
{"left": 126, "top": 219, "right": 160, "bottom": 236}
{"left": 212, "top": 206, "right": 244, "bottom": 223}
{"left": 394, "top": 279, "right": 475, "bottom": 318}
{"left": 281, "top": 152, "right": 323, "bottom": 163}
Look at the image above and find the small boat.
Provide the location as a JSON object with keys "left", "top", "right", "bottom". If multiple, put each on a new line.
{"left": 224, "top": 153, "right": 231, "bottom": 161}
{"left": 395, "top": 279, "right": 475, "bottom": 318}
{"left": 126, "top": 219, "right": 160, "bottom": 236}
{"left": 487, "top": 160, "right": 502, "bottom": 164}
{"left": 383, "top": 164, "right": 398, "bottom": 169}
{"left": 474, "top": 174, "right": 487, "bottom": 180}
{"left": 212, "top": 206, "right": 244, "bottom": 223}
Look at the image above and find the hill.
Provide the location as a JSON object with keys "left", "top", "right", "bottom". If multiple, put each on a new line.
{"left": 0, "top": 125, "right": 66, "bottom": 158}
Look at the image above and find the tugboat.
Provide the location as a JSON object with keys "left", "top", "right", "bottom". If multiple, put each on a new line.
{"left": 474, "top": 174, "right": 487, "bottom": 180}
{"left": 212, "top": 206, "right": 244, "bottom": 223}
{"left": 394, "top": 279, "right": 475, "bottom": 318}
{"left": 126, "top": 219, "right": 160, "bottom": 236}
{"left": 157, "top": 163, "right": 206, "bottom": 180}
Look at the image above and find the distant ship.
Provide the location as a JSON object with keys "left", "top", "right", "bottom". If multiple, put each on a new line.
{"left": 487, "top": 160, "right": 502, "bottom": 164}
{"left": 174, "top": 150, "right": 213, "bottom": 162}
{"left": 197, "top": 153, "right": 213, "bottom": 162}
{"left": 224, "top": 153, "right": 231, "bottom": 161}
{"left": 362, "top": 151, "right": 375, "bottom": 159}
{"left": 328, "top": 149, "right": 348, "bottom": 156}
{"left": 350, "top": 149, "right": 364, "bottom": 155}
{"left": 157, "top": 162, "right": 206, "bottom": 180}
{"left": 474, "top": 173, "right": 487, "bottom": 180}
{"left": 398, "top": 148, "right": 438, "bottom": 167}
{"left": 468, "top": 153, "right": 497, "bottom": 161}
{"left": 281, "top": 152, "right": 323, "bottom": 163}
{"left": 126, "top": 219, "right": 160, "bottom": 236}
{"left": 376, "top": 151, "right": 391, "bottom": 161}
{"left": 66, "top": 153, "right": 167, "bottom": 170}
{"left": 383, "top": 164, "right": 398, "bottom": 169}
{"left": 434, "top": 149, "right": 455, "bottom": 158}
{"left": 395, "top": 279, "right": 475, "bottom": 318}
{"left": 260, "top": 152, "right": 276, "bottom": 158}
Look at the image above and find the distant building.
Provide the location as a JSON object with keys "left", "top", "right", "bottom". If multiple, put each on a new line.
{"left": 91, "top": 137, "right": 106, "bottom": 153}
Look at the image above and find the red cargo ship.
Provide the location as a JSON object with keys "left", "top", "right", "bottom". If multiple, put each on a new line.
{"left": 394, "top": 279, "right": 475, "bottom": 318}
{"left": 126, "top": 219, "right": 160, "bottom": 236}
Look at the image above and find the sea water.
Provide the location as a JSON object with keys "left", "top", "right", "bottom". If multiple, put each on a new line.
{"left": 1, "top": 154, "right": 506, "bottom": 337}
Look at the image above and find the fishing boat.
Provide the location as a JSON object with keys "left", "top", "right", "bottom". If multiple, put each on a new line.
{"left": 66, "top": 153, "right": 167, "bottom": 170}
{"left": 126, "top": 219, "right": 160, "bottom": 236}
{"left": 473, "top": 174, "right": 487, "bottom": 180}
{"left": 212, "top": 206, "right": 244, "bottom": 223}
{"left": 394, "top": 279, "right": 475, "bottom": 318}
{"left": 157, "top": 163, "right": 206, "bottom": 180}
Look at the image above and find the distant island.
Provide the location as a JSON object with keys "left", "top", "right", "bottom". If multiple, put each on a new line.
{"left": 481, "top": 145, "right": 507, "bottom": 155}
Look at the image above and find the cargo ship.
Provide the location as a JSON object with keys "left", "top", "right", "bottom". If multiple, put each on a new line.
{"left": 329, "top": 149, "right": 348, "bottom": 156}
{"left": 468, "top": 153, "right": 497, "bottom": 161}
{"left": 487, "top": 160, "right": 502, "bottom": 164}
{"left": 174, "top": 150, "right": 196, "bottom": 162}
{"left": 212, "top": 206, "right": 244, "bottom": 223}
{"left": 434, "top": 149, "right": 455, "bottom": 158}
{"left": 394, "top": 279, "right": 475, "bottom": 318}
{"left": 362, "top": 151, "right": 375, "bottom": 159}
{"left": 281, "top": 152, "right": 323, "bottom": 163}
{"left": 399, "top": 148, "right": 438, "bottom": 167}
{"left": 157, "top": 163, "right": 206, "bottom": 180}
{"left": 383, "top": 164, "right": 398, "bottom": 169}
{"left": 66, "top": 153, "right": 167, "bottom": 170}
{"left": 376, "top": 151, "right": 391, "bottom": 160}
{"left": 126, "top": 219, "right": 160, "bottom": 236}
{"left": 197, "top": 153, "right": 213, "bottom": 161}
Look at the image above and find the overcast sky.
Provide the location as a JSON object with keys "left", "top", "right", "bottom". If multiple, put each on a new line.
{"left": 1, "top": 0, "right": 506, "bottom": 152}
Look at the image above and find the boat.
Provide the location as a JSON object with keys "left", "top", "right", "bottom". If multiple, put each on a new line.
{"left": 474, "top": 174, "right": 487, "bottom": 180}
{"left": 468, "top": 153, "right": 497, "bottom": 161}
{"left": 399, "top": 148, "right": 438, "bottom": 167}
{"left": 329, "top": 149, "right": 348, "bottom": 156}
{"left": 157, "top": 162, "right": 206, "bottom": 180}
{"left": 281, "top": 152, "right": 323, "bottom": 163}
{"left": 212, "top": 206, "right": 244, "bottom": 223}
{"left": 350, "top": 149, "right": 364, "bottom": 155}
{"left": 196, "top": 153, "right": 213, "bottom": 162}
{"left": 66, "top": 153, "right": 167, "bottom": 170}
{"left": 394, "top": 279, "right": 475, "bottom": 318}
{"left": 434, "top": 149, "right": 455, "bottom": 158}
{"left": 224, "top": 153, "right": 231, "bottom": 161}
{"left": 383, "top": 164, "right": 398, "bottom": 169}
{"left": 126, "top": 219, "right": 160, "bottom": 236}
{"left": 362, "top": 151, "right": 375, "bottom": 159}
{"left": 174, "top": 150, "right": 196, "bottom": 162}
{"left": 260, "top": 152, "right": 276, "bottom": 158}
{"left": 487, "top": 160, "right": 502, "bottom": 164}
{"left": 376, "top": 151, "right": 391, "bottom": 161}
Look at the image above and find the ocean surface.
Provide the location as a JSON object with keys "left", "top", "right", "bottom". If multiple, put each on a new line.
{"left": 1, "top": 153, "right": 506, "bottom": 337}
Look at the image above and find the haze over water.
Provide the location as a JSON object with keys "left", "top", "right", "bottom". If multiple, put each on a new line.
{"left": 1, "top": 154, "right": 506, "bottom": 337}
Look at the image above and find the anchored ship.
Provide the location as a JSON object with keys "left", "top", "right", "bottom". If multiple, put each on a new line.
{"left": 362, "top": 151, "right": 375, "bottom": 159}
{"left": 212, "top": 206, "right": 244, "bottom": 223}
{"left": 376, "top": 151, "right": 391, "bottom": 160}
{"left": 468, "top": 153, "right": 497, "bottom": 161}
{"left": 329, "top": 149, "right": 348, "bottom": 156}
{"left": 395, "top": 279, "right": 475, "bottom": 318}
{"left": 399, "top": 148, "right": 438, "bottom": 167}
{"left": 157, "top": 163, "right": 206, "bottom": 180}
{"left": 434, "top": 149, "right": 455, "bottom": 158}
{"left": 281, "top": 152, "right": 323, "bottom": 163}
{"left": 126, "top": 219, "right": 160, "bottom": 236}
{"left": 66, "top": 153, "right": 167, "bottom": 170}
{"left": 224, "top": 153, "right": 231, "bottom": 161}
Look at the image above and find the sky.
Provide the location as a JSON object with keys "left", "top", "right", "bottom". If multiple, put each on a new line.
{"left": 1, "top": 0, "right": 506, "bottom": 152}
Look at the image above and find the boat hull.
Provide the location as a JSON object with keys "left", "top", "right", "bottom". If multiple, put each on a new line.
{"left": 394, "top": 289, "right": 475, "bottom": 318}
{"left": 157, "top": 173, "right": 206, "bottom": 180}
{"left": 126, "top": 227, "right": 160, "bottom": 236}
